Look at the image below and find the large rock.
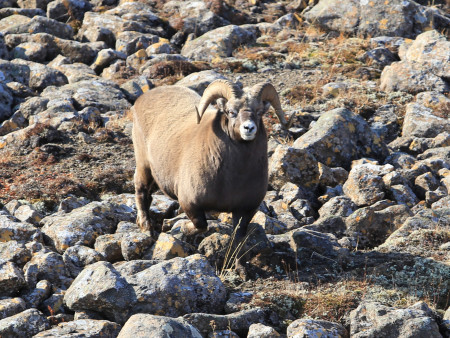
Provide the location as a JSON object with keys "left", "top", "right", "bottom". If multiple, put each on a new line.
{"left": 64, "top": 261, "right": 136, "bottom": 324}
{"left": 65, "top": 255, "right": 226, "bottom": 324}
{"left": 343, "top": 163, "right": 394, "bottom": 206}
{"left": 162, "top": 0, "right": 229, "bottom": 36}
{"left": 181, "top": 25, "right": 257, "bottom": 61}
{"left": 2, "top": 16, "right": 73, "bottom": 39}
{"left": 345, "top": 202, "right": 413, "bottom": 248}
{"left": 293, "top": 108, "right": 388, "bottom": 169}
{"left": 117, "top": 314, "right": 201, "bottom": 338}
{"left": 0, "top": 261, "right": 26, "bottom": 297}
{"left": 40, "top": 79, "right": 131, "bottom": 114}
{"left": 0, "top": 298, "right": 26, "bottom": 320}
{"left": 402, "top": 103, "right": 450, "bottom": 138}
{"left": 350, "top": 302, "right": 441, "bottom": 337}
{"left": 41, "top": 201, "right": 135, "bottom": 253}
{"left": 403, "top": 30, "right": 450, "bottom": 79}
{"left": 0, "top": 211, "right": 42, "bottom": 243}
{"left": 287, "top": 319, "right": 348, "bottom": 338}
{"left": 269, "top": 145, "right": 320, "bottom": 190}
{"left": 23, "top": 251, "right": 72, "bottom": 289}
{"left": 35, "top": 319, "right": 121, "bottom": 337}
{"left": 176, "top": 70, "right": 226, "bottom": 95}
{"left": 12, "top": 59, "right": 67, "bottom": 91}
{"left": 303, "top": 0, "right": 450, "bottom": 38}
{"left": 380, "top": 61, "right": 449, "bottom": 94}
{"left": 0, "top": 309, "right": 49, "bottom": 337}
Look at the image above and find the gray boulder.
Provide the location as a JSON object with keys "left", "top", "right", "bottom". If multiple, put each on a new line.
{"left": 293, "top": 108, "right": 388, "bottom": 169}
{"left": 350, "top": 302, "right": 441, "bottom": 337}
{"left": 181, "top": 25, "right": 257, "bottom": 62}
{"left": 62, "top": 245, "right": 105, "bottom": 278}
{"left": 34, "top": 319, "right": 121, "bottom": 337}
{"left": 47, "top": 0, "right": 92, "bottom": 23}
{"left": 248, "top": 323, "right": 280, "bottom": 337}
{"left": 0, "top": 211, "right": 42, "bottom": 243}
{"left": 12, "top": 59, "right": 67, "bottom": 91}
{"left": 40, "top": 201, "right": 135, "bottom": 253}
{"left": 65, "top": 255, "right": 226, "bottom": 324}
{"left": 23, "top": 251, "right": 72, "bottom": 289}
{"left": 0, "top": 298, "right": 26, "bottom": 320}
{"left": 118, "top": 314, "right": 201, "bottom": 338}
{"left": 303, "top": 0, "right": 450, "bottom": 38}
{"left": 176, "top": 70, "right": 227, "bottom": 95}
{"left": 269, "top": 144, "right": 320, "bottom": 191}
{"left": 402, "top": 103, "right": 450, "bottom": 138}
{"left": 183, "top": 308, "right": 267, "bottom": 337}
{"left": 0, "top": 261, "right": 26, "bottom": 297}
{"left": 41, "top": 79, "right": 131, "bottom": 114}
{"left": 343, "top": 163, "right": 394, "bottom": 206}
{"left": 2, "top": 16, "right": 73, "bottom": 39}
{"left": 287, "top": 318, "right": 348, "bottom": 338}
{"left": 0, "top": 309, "right": 49, "bottom": 337}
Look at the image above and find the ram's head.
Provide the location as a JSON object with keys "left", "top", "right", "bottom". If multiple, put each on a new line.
{"left": 196, "top": 80, "right": 294, "bottom": 141}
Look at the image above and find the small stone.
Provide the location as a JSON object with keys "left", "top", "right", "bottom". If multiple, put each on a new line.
{"left": 248, "top": 323, "right": 280, "bottom": 337}
{"left": 287, "top": 318, "right": 348, "bottom": 338}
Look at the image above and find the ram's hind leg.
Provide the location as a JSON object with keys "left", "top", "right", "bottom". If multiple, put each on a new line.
{"left": 134, "top": 166, "right": 157, "bottom": 236}
{"left": 183, "top": 207, "right": 209, "bottom": 237}
{"left": 231, "top": 209, "right": 258, "bottom": 280}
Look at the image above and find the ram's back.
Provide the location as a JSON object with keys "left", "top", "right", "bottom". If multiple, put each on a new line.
{"left": 132, "top": 85, "right": 205, "bottom": 199}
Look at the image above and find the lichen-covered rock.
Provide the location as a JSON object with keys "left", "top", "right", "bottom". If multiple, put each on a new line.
{"left": 40, "top": 79, "right": 131, "bottom": 114}
{"left": 64, "top": 261, "right": 136, "bottom": 324}
{"left": 12, "top": 59, "right": 67, "bottom": 91}
{"left": 13, "top": 204, "right": 42, "bottom": 225}
{"left": 181, "top": 25, "right": 257, "bottom": 62}
{"left": 0, "top": 261, "right": 26, "bottom": 297}
{"left": 287, "top": 318, "right": 348, "bottom": 338}
{"left": 0, "top": 309, "right": 49, "bottom": 337}
{"left": 345, "top": 202, "right": 413, "bottom": 248}
{"left": 350, "top": 302, "right": 441, "bottom": 337}
{"left": 252, "top": 211, "right": 287, "bottom": 235}
{"left": 293, "top": 108, "right": 388, "bottom": 169}
{"left": 290, "top": 229, "right": 348, "bottom": 262}
{"left": 0, "top": 211, "right": 42, "bottom": 243}
{"left": 0, "top": 298, "right": 26, "bottom": 320}
{"left": 41, "top": 201, "right": 134, "bottom": 253}
{"left": 402, "top": 103, "right": 450, "bottom": 139}
{"left": 0, "top": 240, "right": 31, "bottom": 266}
{"left": 65, "top": 255, "right": 226, "bottom": 324}
{"left": 47, "top": 0, "right": 92, "bottom": 23}
{"left": 183, "top": 308, "right": 267, "bottom": 337}
{"left": 94, "top": 234, "right": 123, "bottom": 262}
{"left": 303, "top": 0, "right": 449, "bottom": 38}
{"left": 121, "top": 232, "right": 154, "bottom": 261}
{"left": 3, "top": 16, "right": 73, "bottom": 40}
{"left": 34, "top": 319, "right": 122, "bottom": 337}
{"left": 23, "top": 251, "right": 72, "bottom": 289}
{"left": 22, "top": 280, "right": 52, "bottom": 308}
{"left": 120, "top": 76, "right": 153, "bottom": 102}
{"left": 0, "top": 83, "right": 13, "bottom": 122}
{"left": 248, "top": 323, "right": 280, "bottom": 337}
{"left": 176, "top": 70, "right": 226, "bottom": 95}
{"left": 269, "top": 144, "right": 320, "bottom": 191}
{"left": 126, "top": 254, "right": 226, "bottom": 318}
{"left": 389, "top": 184, "right": 419, "bottom": 207}
{"left": 318, "top": 196, "right": 356, "bottom": 218}
{"left": 62, "top": 245, "right": 104, "bottom": 278}
{"left": 118, "top": 314, "right": 201, "bottom": 338}
{"left": 404, "top": 30, "right": 450, "bottom": 79}
{"left": 343, "top": 163, "right": 393, "bottom": 206}
{"left": 149, "top": 233, "right": 192, "bottom": 260}
{"left": 381, "top": 60, "right": 449, "bottom": 94}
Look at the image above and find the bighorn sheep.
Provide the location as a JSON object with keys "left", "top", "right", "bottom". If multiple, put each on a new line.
{"left": 132, "top": 79, "right": 292, "bottom": 257}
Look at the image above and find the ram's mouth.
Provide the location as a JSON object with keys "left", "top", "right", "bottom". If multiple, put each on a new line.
{"left": 241, "top": 132, "right": 256, "bottom": 141}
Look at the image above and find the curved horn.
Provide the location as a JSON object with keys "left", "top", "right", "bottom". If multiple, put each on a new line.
{"left": 252, "top": 82, "right": 294, "bottom": 130}
{"left": 196, "top": 80, "right": 241, "bottom": 124}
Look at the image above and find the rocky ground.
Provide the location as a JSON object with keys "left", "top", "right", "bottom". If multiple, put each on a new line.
{"left": 0, "top": 0, "right": 450, "bottom": 337}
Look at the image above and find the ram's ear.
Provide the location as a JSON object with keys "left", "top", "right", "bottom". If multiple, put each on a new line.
{"left": 216, "top": 98, "right": 227, "bottom": 111}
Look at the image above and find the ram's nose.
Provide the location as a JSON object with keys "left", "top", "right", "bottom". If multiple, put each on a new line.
{"left": 240, "top": 121, "right": 257, "bottom": 141}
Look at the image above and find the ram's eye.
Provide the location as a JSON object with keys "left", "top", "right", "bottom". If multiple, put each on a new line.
{"left": 228, "top": 110, "right": 237, "bottom": 118}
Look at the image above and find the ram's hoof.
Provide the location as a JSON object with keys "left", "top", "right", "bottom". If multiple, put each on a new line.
{"left": 181, "top": 221, "right": 208, "bottom": 237}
